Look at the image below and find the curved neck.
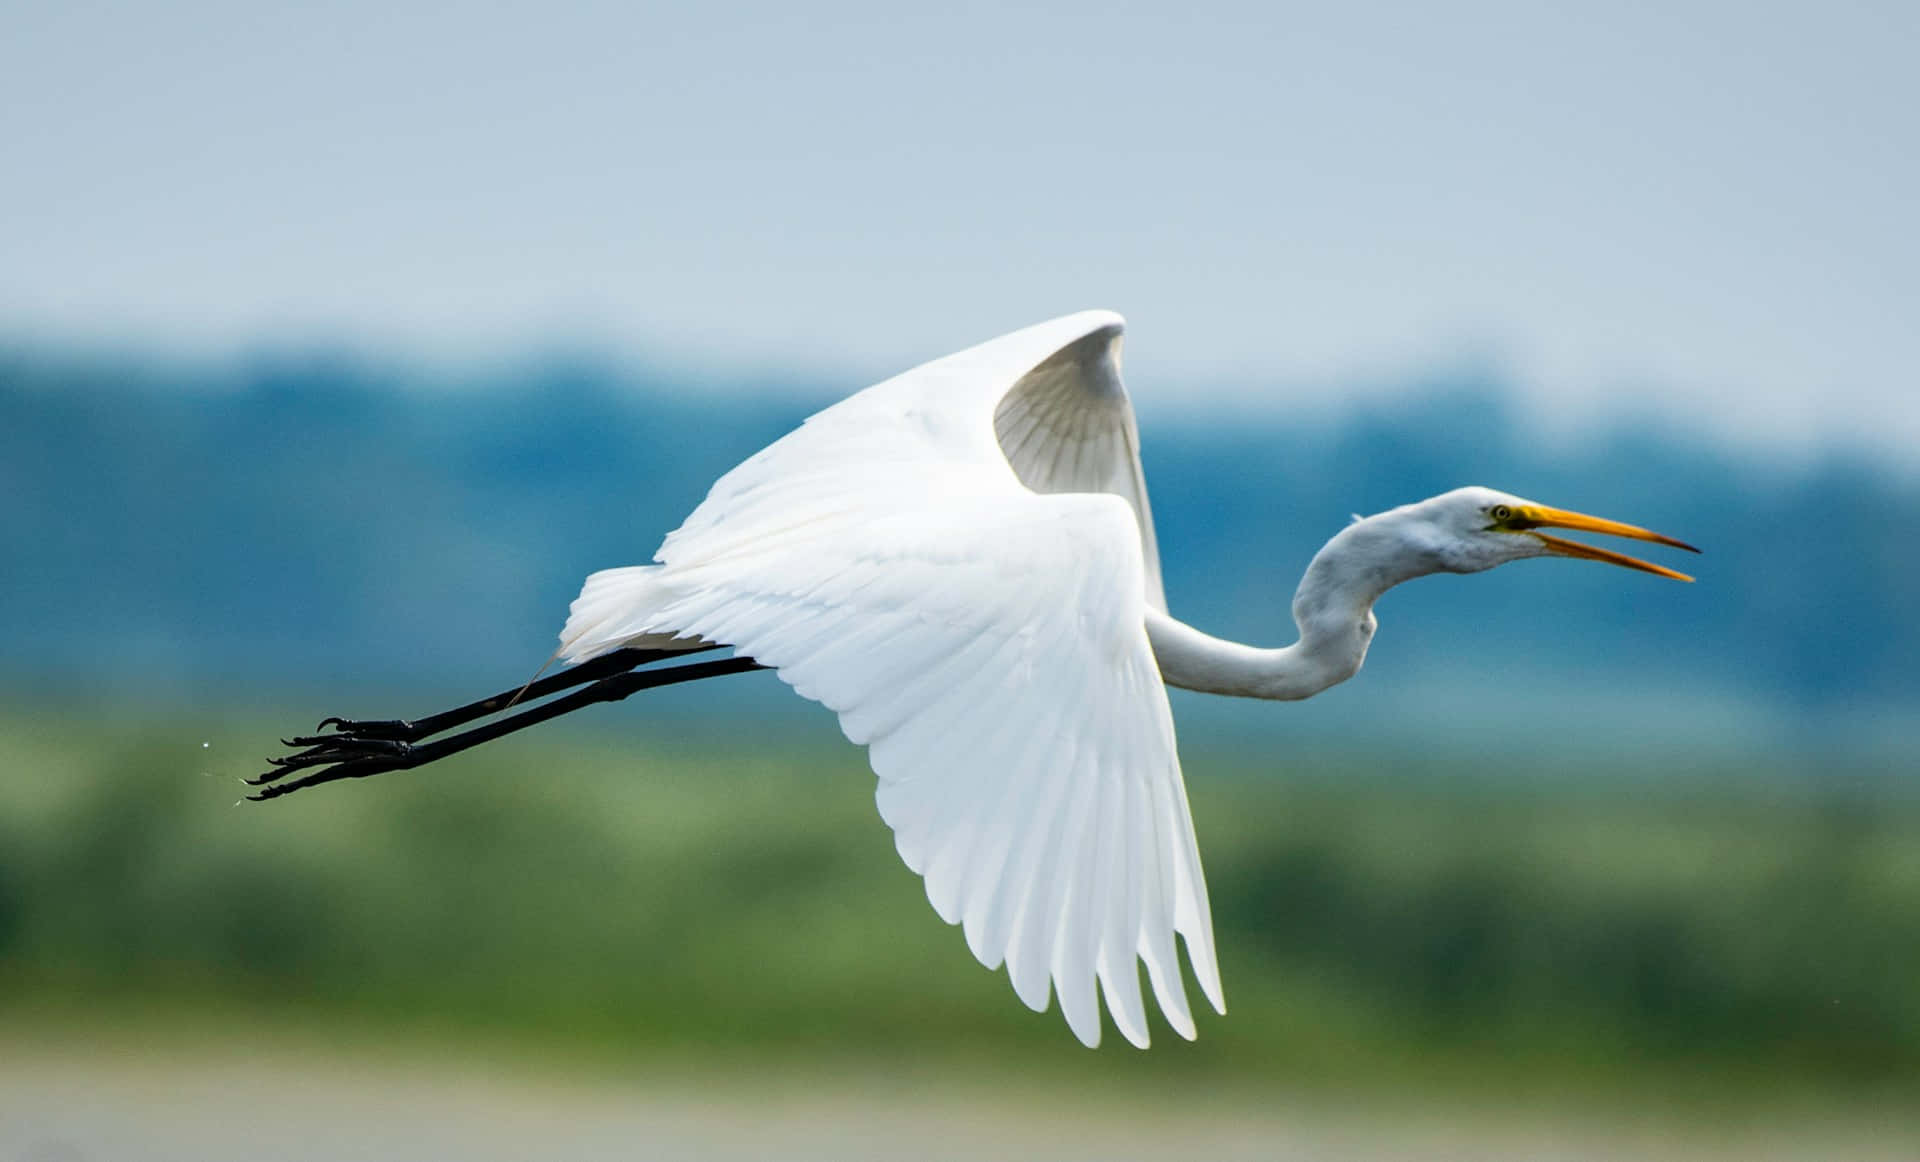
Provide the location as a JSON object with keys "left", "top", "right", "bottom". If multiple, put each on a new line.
{"left": 1147, "top": 511, "right": 1443, "bottom": 701}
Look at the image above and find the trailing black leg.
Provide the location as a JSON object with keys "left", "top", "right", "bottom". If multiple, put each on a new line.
{"left": 283, "top": 646, "right": 714, "bottom": 747}
{"left": 252, "top": 653, "right": 765, "bottom": 801}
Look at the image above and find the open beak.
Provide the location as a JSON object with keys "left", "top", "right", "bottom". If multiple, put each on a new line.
{"left": 1507, "top": 505, "right": 1701, "bottom": 582}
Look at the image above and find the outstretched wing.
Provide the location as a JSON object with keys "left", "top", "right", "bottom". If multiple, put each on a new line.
{"left": 575, "top": 311, "right": 1222, "bottom": 1045}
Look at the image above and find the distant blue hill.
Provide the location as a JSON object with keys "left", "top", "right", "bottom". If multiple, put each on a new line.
{"left": 2, "top": 342, "right": 1912, "bottom": 765}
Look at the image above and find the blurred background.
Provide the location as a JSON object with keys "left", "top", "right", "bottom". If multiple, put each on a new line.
{"left": 2, "top": 2, "right": 1916, "bottom": 1158}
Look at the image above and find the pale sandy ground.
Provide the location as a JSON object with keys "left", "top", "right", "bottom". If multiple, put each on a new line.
{"left": 2, "top": 1031, "right": 1915, "bottom": 1162}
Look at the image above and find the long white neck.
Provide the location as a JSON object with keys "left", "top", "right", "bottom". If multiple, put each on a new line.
{"left": 1146, "top": 508, "right": 1447, "bottom": 701}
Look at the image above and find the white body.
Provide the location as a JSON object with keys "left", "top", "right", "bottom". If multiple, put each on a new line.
{"left": 555, "top": 311, "right": 1686, "bottom": 1048}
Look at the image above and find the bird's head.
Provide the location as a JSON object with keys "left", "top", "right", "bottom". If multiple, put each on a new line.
{"left": 1413, "top": 487, "right": 1699, "bottom": 580}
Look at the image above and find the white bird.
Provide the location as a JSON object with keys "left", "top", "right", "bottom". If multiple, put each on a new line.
{"left": 255, "top": 310, "right": 1698, "bottom": 1049}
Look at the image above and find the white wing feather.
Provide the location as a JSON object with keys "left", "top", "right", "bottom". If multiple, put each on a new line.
{"left": 560, "top": 311, "right": 1223, "bottom": 1046}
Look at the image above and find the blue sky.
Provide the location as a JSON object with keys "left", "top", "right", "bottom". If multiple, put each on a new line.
{"left": 4, "top": 1, "right": 1914, "bottom": 458}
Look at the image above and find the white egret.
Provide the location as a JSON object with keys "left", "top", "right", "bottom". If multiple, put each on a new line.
{"left": 255, "top": 310, "right": 1698, "bottom": 1049}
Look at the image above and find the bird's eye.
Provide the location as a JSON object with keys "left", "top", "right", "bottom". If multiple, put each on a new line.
{"left": 1490, "top": 504, "right": 1513, "bottom": 522}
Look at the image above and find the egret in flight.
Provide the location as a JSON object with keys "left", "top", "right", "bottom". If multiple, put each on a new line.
{"left": 254, "top": 311, "right": 1697, "bottom": 1049}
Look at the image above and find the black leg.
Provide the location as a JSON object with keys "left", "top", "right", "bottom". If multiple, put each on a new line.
{"left": 283, "top": 646, "right": 717, "bottom": 747}
{"left": 251, "top": 654, "right": 767, "bottom": 802}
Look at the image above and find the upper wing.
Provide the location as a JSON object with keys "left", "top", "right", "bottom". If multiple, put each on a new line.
{"left": 664, "top": 309, "right": 1165, "bottom": 612}
{"left": 986, "top": 315, "right": 1167, "bottom": 612}
{"left": 627, "top": 312, "right": 1222, "bottom": 1046}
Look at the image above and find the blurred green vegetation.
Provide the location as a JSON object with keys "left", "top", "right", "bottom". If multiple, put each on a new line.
{"left": 0, "top": 703, "right": 1916, "bottom": 1100}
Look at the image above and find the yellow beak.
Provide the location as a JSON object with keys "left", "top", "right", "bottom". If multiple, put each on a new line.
{"left": 1507, "top": 504, "right": 1701, "bottom": 582}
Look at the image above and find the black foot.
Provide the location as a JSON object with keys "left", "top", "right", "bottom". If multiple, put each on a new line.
{"left": 250, "top": 728, "right": 414, "bottom": 790}
{"left": 247, "top": 752, "right": 410, "bottom": 801}
{"left": 313, "top": 716, "right": 422, "bottom": 741}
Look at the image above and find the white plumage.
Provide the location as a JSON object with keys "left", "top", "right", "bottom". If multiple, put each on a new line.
{"left": 559, "top": 311, "right": 1218, "bottom": 1047}
{"left": 548, "top": 309, "right": 1697, "bottom": 1048}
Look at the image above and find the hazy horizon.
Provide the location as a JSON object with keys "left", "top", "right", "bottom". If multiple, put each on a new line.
{"left": 6, "top": 1, "right": 1915, "bottom": 458}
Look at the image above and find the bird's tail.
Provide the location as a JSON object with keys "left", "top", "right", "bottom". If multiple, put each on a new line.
{"left": 558, "top": 565, "right": 709, "bottom": 664}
